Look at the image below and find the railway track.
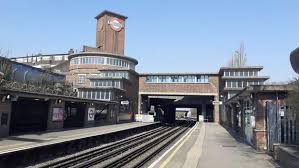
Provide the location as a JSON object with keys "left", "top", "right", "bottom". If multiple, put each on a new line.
{"left": 35, "top": 120, "right": 195, "bottom": 168}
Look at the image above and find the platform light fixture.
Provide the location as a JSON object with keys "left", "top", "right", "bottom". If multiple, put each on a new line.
{"left": 55, "top": 99, "right": 62, "bottom": 104}
{"left": 1, "top": 96, "right": 6, "bottom": 102}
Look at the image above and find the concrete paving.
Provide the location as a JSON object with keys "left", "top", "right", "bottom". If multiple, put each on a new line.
{"left": 0, "top": 122, "right": 156, "bottom": 154}
{"left": 198, "top": 123, "right": 276, "bottom": 168}
{"left": 151, "top": 123, "right": 277, "bottom": 168}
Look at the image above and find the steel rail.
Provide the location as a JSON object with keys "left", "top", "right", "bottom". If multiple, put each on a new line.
{"left": 100, "top": 121, "right": 193, "bottom": 168}
{"left": 70, "top": 126, "right": 178, "bottom": 168}
{"left": 39, "top": 126, "right": 168, "bottom": 168}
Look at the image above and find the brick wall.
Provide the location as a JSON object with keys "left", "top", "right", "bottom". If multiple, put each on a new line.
{"left": 0, "top": 99, "right": 11, "bottom": 137}
{"left": 139, "top": 75, "right": 219, "bottom": 95}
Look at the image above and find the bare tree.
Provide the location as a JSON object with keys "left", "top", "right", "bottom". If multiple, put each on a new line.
{"left": 227, "top": 42, "right": 247, "bottom": 67}
{"left": 0, "top": 49, "right": 12, "bottom": 80}
{"left": 287, "top": 79, "right": 299, "bottom": 115}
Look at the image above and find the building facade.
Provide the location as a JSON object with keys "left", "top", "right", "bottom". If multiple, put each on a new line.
{"left": 64, "top": 11, "right": 139, "bottom": 123}
{"left": 224, "top": 85, "right": 295, "bottom": 151}
{"left": 10, "top": 52, "right": 72, "bottom": 74}
{"left": 219, "top": 66, "right": 269, "bottom": 100}
{"left": 139, "top": 73, "right": 220, "bottom": 122}
{"left": 8, "top": 10, "right": 272, "bottom": 125}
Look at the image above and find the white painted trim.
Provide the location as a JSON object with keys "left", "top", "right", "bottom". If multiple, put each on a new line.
{"left": 139, "top": 92, "right": 218, "bottom": 96}
{"left": 148, "top": 122, "right": 199, "bottom": 168}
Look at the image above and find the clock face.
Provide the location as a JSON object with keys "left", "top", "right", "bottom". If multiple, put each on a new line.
{"left": 108, "top": 18, "right": 123, "bottom": 31}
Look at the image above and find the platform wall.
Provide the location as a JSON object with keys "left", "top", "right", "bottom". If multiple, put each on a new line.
{"left": 0, "top": 100, "right": 11, "bottom": 137}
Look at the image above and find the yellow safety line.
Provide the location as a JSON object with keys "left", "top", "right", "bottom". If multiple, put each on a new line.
{"left": 159, "top": 123, "right": 199, "bottom": 168}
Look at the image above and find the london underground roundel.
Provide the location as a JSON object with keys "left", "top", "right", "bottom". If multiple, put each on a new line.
{"left": 108, "top": 18, "right": 123, "bottom": 31}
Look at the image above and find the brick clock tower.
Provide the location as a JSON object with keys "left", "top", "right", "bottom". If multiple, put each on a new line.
{"left": 95, "top": 10, "right": 127, "bottom": 55}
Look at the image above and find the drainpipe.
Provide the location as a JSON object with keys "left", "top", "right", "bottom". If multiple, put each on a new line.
{"left": 276, "top": 91, "right": 281, "bottom": 143}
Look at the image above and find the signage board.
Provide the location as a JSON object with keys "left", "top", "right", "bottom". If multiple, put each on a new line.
{"left": 212, "top": 101, "right": 223, "bottom": 105}
{"left": 108, "top": 18, "right": 123, "bottom": 31}
{"left": 121, "top": 100, "right": 129, "bottom": 105}
{"left": 198, "top": 115, "right": 204, "bottom": 122}
{"left": 245, "top": 109, "right": 253, "bottom": 114}
{"left": 280, "top": 109, "right": 285, "bottom": 117}
{"left": 52, "top": 108, "right": 64, "bottom": 121}
{"left": 88, "top": 108, "right": 95, "bottom": 121}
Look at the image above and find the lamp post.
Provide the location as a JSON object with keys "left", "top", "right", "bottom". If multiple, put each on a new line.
{"left": 115, "top": 94, "right": 123, "bottom": 124}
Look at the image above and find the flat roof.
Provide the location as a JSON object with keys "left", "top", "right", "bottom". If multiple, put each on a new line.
{"left": 221, "top": 76, "right": 270, "bottom": 79}
{"left": 95, "top": 10, "right": 128, "bottom": 20}
{"left": 226, "top": 84, "right": 291, "bottom": 103}
{"left": 0, "top": 56, "right": 65, "bottom": 77}
{"left": 219, "top": 66, "right": 264, "bottom": 73}
{"left": 139, "top": 72, "right": 219, "bottom": 76}
{"left": 69, "top": 52, "right": 138, "bottom": 65}
{"left": 10, "top": 53, "right": 69, "bottom": 59}
{"left": 0, "top": 88, "right": 117, "bottom": 104}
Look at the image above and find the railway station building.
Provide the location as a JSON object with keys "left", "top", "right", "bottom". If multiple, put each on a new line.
{"left": 8, "top": 10, "right": 270, "bottom": 127}
{"left": 0, "top": 56, "right": 117, "bottom": 137}
{"left": 139, "top": 73, "right": 220, "bottom": 122}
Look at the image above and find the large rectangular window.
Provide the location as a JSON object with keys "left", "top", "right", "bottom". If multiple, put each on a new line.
{"left": 78, "top": 74, "right": 86, "bottom": 84}
{"left": 237, "top": 81, "right": 242, "bottom": 88}
{"left": 146, "top": 75, "right": 209, "bottom": 83}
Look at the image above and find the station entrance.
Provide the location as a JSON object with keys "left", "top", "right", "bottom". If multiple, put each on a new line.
{"left": 10, "top": 98, "right": 49, "bottom": 135}
{"left": 139, "top": 95, "right": 217, "bottom": 123}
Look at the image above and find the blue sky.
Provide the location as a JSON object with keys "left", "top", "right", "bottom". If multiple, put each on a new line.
{"left": 0, "top": 0, "right": 298, "bottom": 82}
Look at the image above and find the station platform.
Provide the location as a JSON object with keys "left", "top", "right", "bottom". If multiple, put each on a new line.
{"left": 149, "top": 123, "right": 277, "bottom": 168}
{"left": 0, "top": 122, "right": 157, "bottom": 155}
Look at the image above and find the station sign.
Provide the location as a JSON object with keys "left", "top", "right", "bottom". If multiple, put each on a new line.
{"left": 108, "top": 18, "right": 123, "bottom": 31}
{"left": 121, "top": 100, "right": 129, "bottom": 105}
{"left": 52, "top": 108, "right": 64, "bottom": 121}
{"left": 88, "top": 108, "right": 95, "bottom": 121}
{"left": 212, "top": 101, "right": 223, "bottom": 105}
{"left": 245, "top": 109, "right": 253, "bottom": 114}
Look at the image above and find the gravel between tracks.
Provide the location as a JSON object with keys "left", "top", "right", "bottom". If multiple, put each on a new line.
{"left": 27, "top": 126, "right": 164, "bottom": 168}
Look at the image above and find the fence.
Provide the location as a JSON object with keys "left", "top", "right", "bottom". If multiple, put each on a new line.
{"left": 281, "top": 118, "right": 297, "bottom": 145}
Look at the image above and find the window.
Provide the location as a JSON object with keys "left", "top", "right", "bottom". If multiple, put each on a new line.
{"left": 70, "top": 56, "right": 135, "bottom": 69}
{"left": 204, "top": 75, "right": 209, "bottom": 83}
{"left": 105, "top": 91, "right": 110, "bottom": 99}
{"left": 161, "top": 76, "right": 167, "bottom": 82}
{"left": 244, "top": 71, "right": 249, "bottom": 76}
{"left": 237, "top": 81, "right": 242, "bottom": 88}
{"left": 78, "top": 75, "right": 86, "bottom": 84}
{"left": 42, "top": 56, "right": 50, "bottom": 60}
{"left": 146, "top": 75, "right": 209, "bottom": 83}
{"left": 172, "top": 76, "right": 179, "bottom": 82}
{"left": 83, "top": 91, "right": 87, "bottom": 98}
{"left": 87, "top": 91, "right": 92, "bottom": 99}
{"left": 232, "top": 81, "right": 237, "bottom": 88}
{"left": 226, "top": 80, "right": 232, "bottom": 88}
